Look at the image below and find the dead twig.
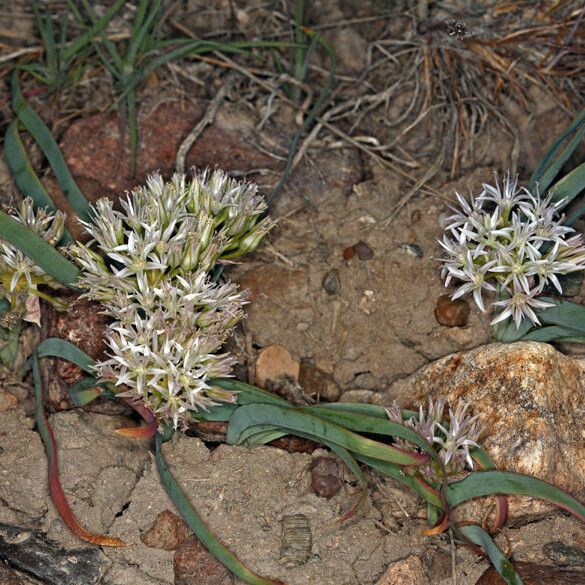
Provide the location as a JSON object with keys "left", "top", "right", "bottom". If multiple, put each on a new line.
{"left": 175, "top": 72, "right": 237, "bottom": 173}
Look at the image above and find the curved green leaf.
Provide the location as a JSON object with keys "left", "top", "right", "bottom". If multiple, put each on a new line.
{"left": 446, "top": 471, "right": 585, "bottom": 522}
{"left": 0, "top": 211, "right": 80, "bottom": 286}
{"left": 32, "top": 337, "right": 95, "bottom": 372}
{"left": 549, "top": 161, "right": 585, "bottom": 209}
{"left": 154, "top": 432, "right": 287, "bottom": 585}
{"left": 210, "top": 378, "right": 290, "bottom": 406}
{"left": 459, "top": 525, "right": 524, "bottom": 585}
{"left": 227, "top": 403, "right": 428, "bottom": 466}
{"left": 529, "top": 108, "right": 585, "bottom": 194}
{"left": 302, "top": 405, "right": 439, "bottom": 462}
{"left": 11, "top": 72, "right": 92, "bottom": 222}
{"left": 4, "top": 121, "right": 73, "bottom": 244}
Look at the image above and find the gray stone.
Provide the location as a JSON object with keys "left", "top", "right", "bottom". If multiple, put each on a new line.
{"left": 0, "top": 523, "right": 104, "bottom": 585}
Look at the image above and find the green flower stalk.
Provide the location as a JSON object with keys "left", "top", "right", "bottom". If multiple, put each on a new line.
{"left": 0, "top": 198, "right": 66, "bottom": 325}
{"left": 70, "top": 168, "right": 275, "bottom": 428}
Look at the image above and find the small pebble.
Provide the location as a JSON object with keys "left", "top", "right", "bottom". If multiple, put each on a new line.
{"left": 310, "top": 456, "right": 343, "bottom": 499}
{"left": 354, "top": 240, "right": 374, "bottom": 260}
{"left": 434, "top": 294, "right": 470, "bottom": 327}
{"left": 342, "top": 246, "right": 355, "bottom": 261}
{"left": 399, "top": 243, "right": 423, "bottom": 258}
{"left": 321, "top": 269, "right": 341, "bottom": 295}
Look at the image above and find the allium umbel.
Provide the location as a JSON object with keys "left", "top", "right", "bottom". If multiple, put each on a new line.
{"left": 71, "top": 169, "right": 275, "bottom": 428}
{"left": 386, "top": 398, "right": 482, "bottom": 483}
{"left": 0, "top": 198, "right": 66, "bottom": 325}
{"left": 438, "top": 173, "right": 585, "bottom": 328}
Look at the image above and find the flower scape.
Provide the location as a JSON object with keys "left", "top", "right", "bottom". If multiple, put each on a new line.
{"left": 66, "top": 169, "right": 276, "bottom": 428}
{"left": 438, "top": 173, "right": 585, "bottom": 328}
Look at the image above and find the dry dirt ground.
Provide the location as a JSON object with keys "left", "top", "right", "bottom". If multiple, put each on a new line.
{"left": 0, "top": 1, "right": 584, "bottom": 584}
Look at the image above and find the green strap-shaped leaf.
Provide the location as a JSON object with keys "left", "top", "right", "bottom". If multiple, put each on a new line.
{"left": 31, "top": 337, "right": 95, "bottom": 372}
{"left": 11, "top": 72, "right": 92, "bottom": 222}
{"left": 227, "top": 403, "right": 428, "bottom": 466}
{"left": 154, "top": 432, "right": 286, "bottom": 585}
{"left": 446, "top": 470, "right": 585, "bottom": 522}
{"left": 458, "top": 525, "right": 524, "bottom": 585}
{"left": 302, "top": 405, "right": 439, "bottom": 462}
{"left": 4, "top": 121, "right": 73, "bottom": 244}
{"left": 210, "top": 378, "right": 290, "bottom": 406}
{"left": 63, "top": 0, "right": 126, "bottom": 62}
{"left": 529, "top": 108, "right": 585, "bottom": 194}
{"left": 549, "top": 161, "right": 585, "bottom": 209}
{"left": 0, "top": 211, "right": 80, "bottom": 286}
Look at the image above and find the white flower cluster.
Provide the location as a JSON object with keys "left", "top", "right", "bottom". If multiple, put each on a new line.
{"left": 0, "top": 198, "right": 65, "bottom": 325}
{"left": 71, "top": 169, "right": 275, "bottom": 428}
{"left": 386, "top": 398, "right": 482, "bottom": 482}
{"left": 439, "top": 173, "right": 585, "bottom": 328}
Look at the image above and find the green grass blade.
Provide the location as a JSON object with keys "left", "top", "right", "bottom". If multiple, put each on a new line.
{"left": 126, "top": 0, "right": 160, "bottom": 65}
{"left": 11, "top": 73, "right": 92, "bottom": 222}
{"left": 529, "top": 109, "right": 585, "bottom": 194}
{"left": 154, "top": 432, "right": 286, "bottom": 585}
{"left": 549, "top": 161, "right": 585, "bottom": 208}
{"left": 64, "top": 0, "right": 126, "bottom": 62}
{"left": 0, "top": 211, "right": 80, "bottom": 286}
{"left": 459, "top": 525, "right": 523, "bottom": 585}
{"left": 226, "top": 403, "right": 428, "bottom": 466}
{"left": 446, "top": 470, "right": 585, "bottom": 521}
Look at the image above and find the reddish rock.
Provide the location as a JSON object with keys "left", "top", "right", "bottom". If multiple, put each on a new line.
{"left": 310, "top": 456, "right": 343, "bottom": 499}
{"left": 475, "top": 561, "right": 585, "bottom": 584}
{"left": 39, "top": 294, "right": 124, "bottom": 413}
{"left": 174, "top": 535, "right": 234, "bottom": 585}
{"left": 59, "top": 103, "right": 278, "bottom": 195}
{"left": 376, "top": 555, "right": 429, "bottom": 585}
{"left": 342, "top": 246, "right": 355, "bottom": 261}
{"left": 434, "top": 294, "right": 470, "bottom": 327}
{"left": 255, "top": 345, "right": 300, "bottom": 388}
{"left": 269, "top": 436, "right": 318, "bottom": 454}
{"left": 141, "top": 510, "right": 191, "bottom": 551}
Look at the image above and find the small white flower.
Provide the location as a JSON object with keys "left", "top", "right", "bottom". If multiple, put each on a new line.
{"left": 438, "top": 173, "right": 585, "bottom": 328}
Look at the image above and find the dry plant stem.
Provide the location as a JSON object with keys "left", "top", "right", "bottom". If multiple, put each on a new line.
{"left": 175, "top": 72, "right": 238, "bottom": 173}
{"left": 167, "top": 21, "right": 445, "bottom": 201}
